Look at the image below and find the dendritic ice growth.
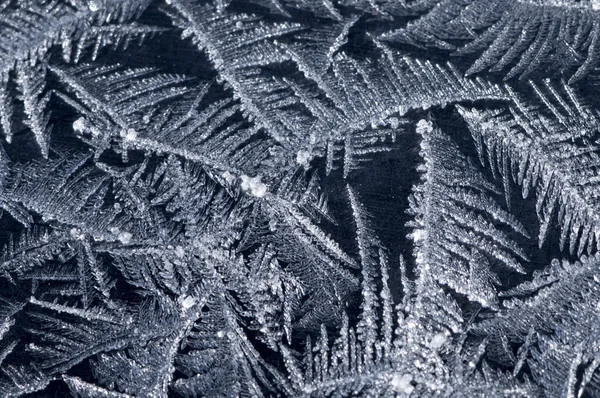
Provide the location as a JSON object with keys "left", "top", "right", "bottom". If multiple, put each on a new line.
{"left": 0, "top": 0, "right": 598, "bottom": 397}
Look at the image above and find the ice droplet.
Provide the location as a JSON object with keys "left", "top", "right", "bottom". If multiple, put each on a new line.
{"left": 240, "top": 175, "right": 267, "bottom": 197}
{"left": 429, "top": 333, "right": 447, "bottom": 349}
{"left": 117, "top": 231, "right": 132, "bottom": 244}
{"left": 180, "top": 295, "right": 196, "bottom": 310}
{"left": 391, "top": 373, "right": 414, "bottom": 395}
{"left": 411, "top": 229, "right": 427, "bottom": 242}
{"left": 416, "top": 119, "right": 433, "bottom": 135}
{"left": 70, "top": 228, "right": 85, "bottom": 240}
{"left": 88, "top": 0, "right": 100, "bottom": 11}
{"left": 269, "top": 219, "right": 278, "bottom": 231}
{"left": 121, "top": 128, "right": 138, "bottom": 142}
{"left": 72, "top": 118, "right": 86, "bottom": 134}
{"left": 296, "top": 150, "right": 311, "bottom": 167}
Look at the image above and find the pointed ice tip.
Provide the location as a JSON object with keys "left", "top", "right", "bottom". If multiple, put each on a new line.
{"left": 464, "top": 65, "right": 478, "bottom": 77}
{"left": 568, "top": 71, "right": 584, "bottom": 85}
{"left": 455, "top": 104, "right": 468, "bottom": 115}
{"left": 39, "top": 142, "right": 49, "bottom": 159}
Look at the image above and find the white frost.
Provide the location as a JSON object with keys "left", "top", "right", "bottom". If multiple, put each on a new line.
{"left": 416, "top": 119, "right": 433, "bottom": 135}
{"left": 411, "top": 229, "right": 427, "bottom": 242}
{"left": 221, "top": 170, "right": 236, "bottom": 184}
{"left": 429, "top": 333, "right": 447, "bottom": 349}
{"left": 120, "top": 128, "right": 138, "bottom": 142}
{"left": 175, "top": 245, "right": 185, "bottom": 258}
{"left": 240, "top": 175, "right": 267, "bottom": 197}
{"left": 88, "top": 0, "right": 100, "bottom": 11}
{"left": 296, "top": 150, "right": 311, "bottom": 167}
{"left": 70, "top": 228, "right": 85, "bottom": 240}
{"left": 72, "top": 118, "right": 86, "bottom": 134}
{"left": 117, "top": 231, "right": 132, "bottom": 244}
{"left": 391, "top": 373, "right": 414, "bottom": 395}
{"left": 180, "top": 295, "right": 196, "bottom": 310}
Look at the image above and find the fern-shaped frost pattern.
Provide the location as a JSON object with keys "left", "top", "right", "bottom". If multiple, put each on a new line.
{"left": 0, "top": 0, "right": 598, "bottom": 397}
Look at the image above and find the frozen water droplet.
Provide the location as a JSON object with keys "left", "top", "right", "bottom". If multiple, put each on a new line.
{"left": 117, "top": 231, "right": 132, "bottom": 244}
{"left": 88, "top": 0, "right": 100, "bottom": 11}
{"left": 429, "top": 333, "right": 446, "bottom": 349}
{"left": 391, "top": 373, "right": 414, "bottom": 394}
{"left": 70, "top": 228, "right": 84, "bottom": 240}
{"left": 217, "top": 330, "right": 225, "bottom": 338}
{"left": 181, "top": 295, "right": 196, "bottom": 310}
{"left": 121, "top": 128, "right": 138, "bottom": 142}
{"left": 411, "top": 229, "right": 427, "bottom": 242}
{"left": 416, "top": 119, "right": 433, "bottom": 135}
{"left": 269, "top": 219, "right": 278, "bottom": 231}
{"left": 236, "top": 21, "right": 243, "bottom": 28}
{"left": 296, "top": 150, "right": 311, "bottom": 167}
{"left": 240, "top": 175, "right": 267, "bottom": 197}
{"left": 73, "top": 118, "right": 86, "bottom": 134}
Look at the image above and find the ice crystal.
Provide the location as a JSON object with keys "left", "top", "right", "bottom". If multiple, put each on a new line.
{"left": 0, "top": 0, "right": 596, "bottom": 397}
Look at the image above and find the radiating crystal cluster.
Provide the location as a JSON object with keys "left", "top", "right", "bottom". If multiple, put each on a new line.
{"left": 0, "top": 0, "right": 597, "bottom": 397}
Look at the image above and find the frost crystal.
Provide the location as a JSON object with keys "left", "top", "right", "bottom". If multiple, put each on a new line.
{"left": 88, "top": 0, "right": 100, "bottom": 11}
{"left": 180, "top": 295, "right": 196, "bottom": 310}
{"left": 429, "top": 333, "right": 446, "bottom": 349}
{"left": 117, "top": 231, "right": 132, "bottom": 244}
{"left": 391, "top": 374, "right": 414, "bottom": 394}
{"left": 121, "top": 128, "right": 138, "bottom": 142}
{"left": 240, "top": 174, "right": 267, "bottom": 197}
{"left": 0, "top": 0, "right": 596, "bottom": 396}
{"left": 72, "top": 117, "right": 86, "bottom": 134}
{"left": 296, "top": 150, "right": 311, "bottom": 167}
{"left": 416, "top": 119, "right": 433, "bottom": 135}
